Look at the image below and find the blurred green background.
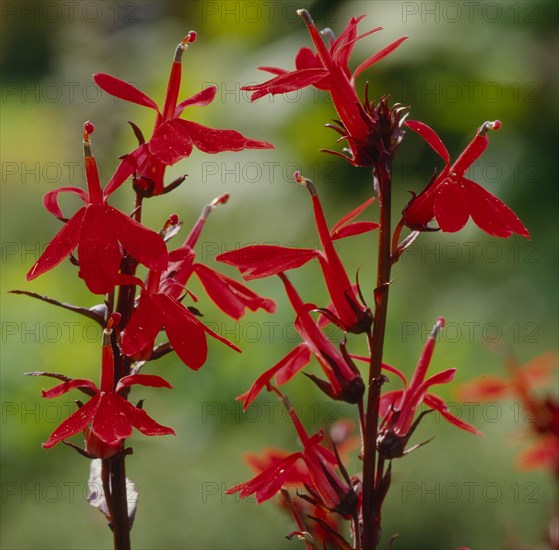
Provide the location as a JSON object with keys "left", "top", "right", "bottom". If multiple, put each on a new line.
{"left": 1, "top": 1, "right": 557, "bottom": 548}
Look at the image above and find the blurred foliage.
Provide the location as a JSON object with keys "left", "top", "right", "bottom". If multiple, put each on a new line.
{"left": 1, "top": 1, "right": 557, "bottom": 549}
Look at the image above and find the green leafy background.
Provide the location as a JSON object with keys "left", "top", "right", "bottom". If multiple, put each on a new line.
{"left": 1, "top": 1, "right": 557, "bottom": 548}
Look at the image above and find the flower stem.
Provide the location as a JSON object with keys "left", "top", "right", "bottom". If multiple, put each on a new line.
{"left": 362, "top": 160, "right": 393, "bottom": 549}
{"left": 109, "top": 455, "right": 131, "bottom": 550}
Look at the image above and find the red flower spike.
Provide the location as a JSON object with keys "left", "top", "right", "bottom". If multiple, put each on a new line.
{"left": 403, "top": 120, "right": 530, "bottom": 239}
{"left": 41, "top": 326, "right": 175, "bottom": 456}
{"left": 94, "top": 35, "right": 273, "bottom": 195}
{"left": 26, "top": 126, "right": 168, "bottom": 294}
{"left": 377, "top": 318, "right": 481, "bottom": 458}
{"left": 242, "top": 10, "right": 407, "bottom": 166}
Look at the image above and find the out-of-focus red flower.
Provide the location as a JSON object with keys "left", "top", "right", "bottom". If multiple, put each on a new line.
{"left": 374, "top": 318, "right": 481, "bottom": 458}
{"left": 94, "top": 33, "right": 273, "bottom": 195}
{"left": 40, "top": 322, "right": 175, "bottom": 457}
{"left": 403, "top": 120, "right": 530, "bottom": 239}
{"left": 217, "top": 173, "right": 375, "bottom": 333}
{"left": 458, "top": 352, "right": 558, "bottom": 474}
{"left": 240, "top": 272, "right": 364, "bottom": 407}
{"left": 26, "top": 123, "right": 168, "bottom": 294}
{"left": 242, "top": 9, "right": 407, "bottom": 166}
{"left": 227, "top": 396, "right": 357, "bottom": 517}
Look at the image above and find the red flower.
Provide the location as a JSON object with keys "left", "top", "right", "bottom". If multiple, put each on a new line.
{"left": 162, "top": 194, "right": 276, "bottom": 320}
{"left": 240, "top": 273, "right": 364, "bottom": 407}
{"left": 242, "top": 10, "right": 406, "bottom": 166}
{"left": 374, "top": 318, "right": 481, "bottom": 458}
{"left": 217, "top": 173, "right": 376, "bottom": 333}
{"left": 403, "top": 120, "right": 530, "bottom": 238}
{"left": 94, "top": 33, "right": 273, "bottom": 195}
{"left": 41, "top": 324, "right": 175, "bottom": 458}
{"left": 26, "top": 123, "right": 168, "bottom": 294}
{"left": 227, "top": 396, "right": 356, "bottom": 516}
{"left": 120, "top": 266, "right": 242, "bottom": 370}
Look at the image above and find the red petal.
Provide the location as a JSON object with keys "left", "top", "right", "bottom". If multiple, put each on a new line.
{"left": 434, "top": 180, "right": 470, "bottom": 233}
{"left": 157, "top": 294, "right": 208, "bottom": 370}
{"left": 26, "top": 208, "right": 85, "bottom": 281}
{"left": 42, "top": 379, "right": 98, "bottom": 399}
{"left": 193, "top": 264, "right": 276, "bottom": 320}
{"left": 175, "top": 86, "right": 217, "bottom": 117}
{"left": 242, "top": 68, "right": 329, "bottom": 101}
{"left": 172, "top": 119, "right": 274, "bottom": 154}
{"left": 94, "top": 73, "right": 159, "bottom": 111}
{"left": 405, "top": 120, "right": 450, "bottom": 164}
{"left": 418, "top": 368, "right": 456, "bottom": 394}
{"left": 257, "top": 66, "right": 288, "bottom": 76}
{"left": 116, "top": 374, "right": 173, "bottom": 393}
{"left": 379, "top": 390, "right": 403, "bottom": 418}
{"left": 149, "top": 119, "right": 193, "bottom": 165}
{"left": 424, "top": 393, "right": 483, "bottom": 435}
{"left": 92, "top": 393, "right": 132, "bottom": 445}
{"left": 331, "top": 195, "right": 376, "bottom": 236}
{"left": 78, "top": 205, "right": 120, "bottom": 294}
{"left": 295, "top": 47, "right": 322, "bottom": 70}
{"left": 463, "top": 178, "right": 530, "bottom": 238}
{"left": 516, "top": 435, "right": 559, "bottom": 471}
{"left": 457, "top": 376, "right": 511, "bottom": 402}
{"left": 353, "top": 36, "right": 408, "bottom": 80}
{"left": 105, "top": 206, "right": 169, "bottom": 270}
{"left": 331, "top": 221, "right": 379, "bottom": 240}
{"left": 44, "top": 187, "right": 89, "bottom": 220}
{"left": 226, "top": 453, "right": 303, "bottom": 502}
{"left": 103, "top": 150, "right": 143, "bottom": 198}
{"left": 117, "top": 398, "right": 176, "bottom": 437}
{"left": 217, "top": 245, "right": 320, "bottom": 280}
{"left": 520, "top": 352, "right": 559, "bottom": 388}
{"left": 121, "top": 294, "right": 163, "bottom": 358}
{"left": 42, "top": 395, "right": 100, "bottom": 448}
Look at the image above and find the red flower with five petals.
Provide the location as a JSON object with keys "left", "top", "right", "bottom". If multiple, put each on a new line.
{"left": 242, "top": 10, "right": 407, "bottom": 166}
{"left": 40, "top": 323, "right": 175, "bottom": 458}
{"left": 403, "top": 120, "right": 530, "bottom": 238}
{"left": 94, "top": 33, "right": 273, "bottom": 195}
{"left": 26, "top": 123, "right": 168, "bottom": 294}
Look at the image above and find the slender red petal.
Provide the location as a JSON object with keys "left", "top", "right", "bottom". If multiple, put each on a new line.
{"left": 520, "top": 352, "right": 559, "bottom": 388}
{"left": 242, "top": 68, "right": 329, "bottom": 101}
{"left": 516, "top": 435, "right": 559, "bottom": 471}
{"left": 149, "top": 119, "right": 193, "bottom": 165}
{"left": 463, "top": 178, "right": 530, "bottom": 238}
{"left": 424, "top": 393, "right": 483, "bottom": 435}
{"left": 78, "top": 205, "right": 120, "bottom": 294}
{"left": 295, "top": 47, "right": 322, "bottom": 70}
{"left": 103, "top": 150, "right": 143, "bottom": 198}
{"left": 331, "top": 221, "right": 379, "bottom": 240}
{"left": 42, "top": 379, "right": 98, "bottom": 399}
{"left": 194, "top": 264, "right": 276, "bottom": 320}
{"left": 352, "top": 36, "right": 408, "bottom": 80}
{"left": 106, "top": 206, "right": 169, "bottom": 270}
{"left": 42, "top": 395, "right": 100, "bottom": 448}
{"left": 44, "top": 187, "right": 89, "bottom": 220}
{"left": 379, "top": 390, "right": 403, "bottom": 418}
{"left": 217, "top": 245, "right": 320, "bottom": 280}
{"left": 352, "top": 356, "right": 407, "bottom": 385}
{"left": 242, "top": 344, "right": 312, "bottom": 409}
{"left": 330, "top": 195, "right": 376, "bottom": 236}
{"left": 26, "top": 208, "right": 85, "bottom": 281}
{"left": 175, "top": 86, "right": 217, "bottom": 117}
{"left": 434, "top": 180, "right": 470, "bottom": 233}
{"left": 457, "top": 376, "right": 511, "bottom": 402}
{"left": 92, "top": 393, "right": 133, "bottom": 444}
{"left": 161, "top": 60, "right": 182, "bottom": 121}
{"left": 418, "top": 368, "right": 456, "bottom": 394}
{"left": 156, "top": 294, "right": 208, "bottom": 370}
{"left": 117, "top": 398, "right": 176, "bottom": 437}
{"left": 226, "top": 453, "right": 303, "bottom": 502}
{"left": 172, "top": 119, "right": 274, "bottom": 154}
{"left": 121, "top": 295, "right": 163, "bottom": 358}
{"left": 257, "top": 66, "right": 288, "bottom": 76}
{"left": 116, "top": 374, "right": 173, "bottom": 393}
{"left": 452, "top": 133, "right": 488, "bottom": 177}
{"left": 94, "top": 73, "right": 159, "bottom": 111}
{"left": 405, "top": 120, "right": 450, "bottom": 164}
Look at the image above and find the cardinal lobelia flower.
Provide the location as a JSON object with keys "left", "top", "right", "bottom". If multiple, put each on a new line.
{"left": 458, "top": 352, "right": 559, "bottom": 474}
{"left": 402, "top": 120, "right": 530, "bottom": 239}
{"left": 39, "top": 317, "right": 175, "bottom": 458}
{"left": 94, "top": 32, "right": 274, "bottom": 196}
{"left": 217, "top": 173, "right": 376, "bottom": 334}
{"left": 373, "top": 318, "right": 481, "bottom": 459}
{"left": 26, "top": 122, "right": 168, "bottom": 294}
{"left": 239, "top": 272, "right": 364, "bottom": 408}
{"left": 241, "top": 9, "right": 407, "bottom": 166}
{"left": 227, "top": 393, "right": 358, "bottom": 517}
{"left": 162, "top": 194, "right": 276, "bottom": 321}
